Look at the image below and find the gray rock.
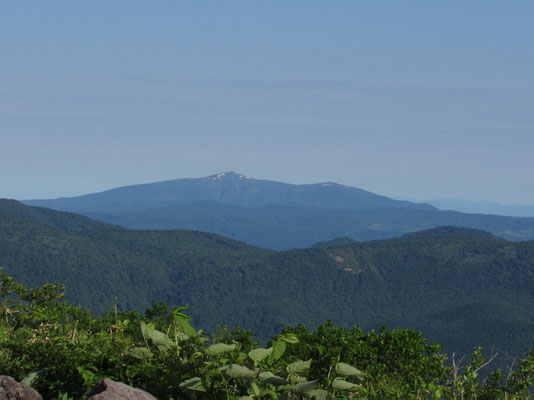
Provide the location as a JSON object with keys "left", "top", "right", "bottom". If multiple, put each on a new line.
{"left": 87, "top": 378, "right": 157, "bottom": 400}
{"left": 0, "top": 376, "right": 42, "bottom": 400}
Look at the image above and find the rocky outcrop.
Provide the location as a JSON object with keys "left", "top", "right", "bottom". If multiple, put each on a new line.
{"left": 87, "top": 378, "right": 157, "bottom": 400}
{"left": 0, "top": 375, "right": 157, "bottom": 400}
{"left": 0, "top": 376, "right": 42, "bottom": 400}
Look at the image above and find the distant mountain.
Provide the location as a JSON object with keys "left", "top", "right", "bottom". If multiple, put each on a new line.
{"left": 24, "top": 171, "right": 434, "bottom": 213}
{"left": 2, "top": 199, "right": 534, "bottom": 372}
{"left": 22, "top": 172, "right": 534, "bottom": 249}
{"left": 422, "top": 198, "right": 534, "bottom": 217}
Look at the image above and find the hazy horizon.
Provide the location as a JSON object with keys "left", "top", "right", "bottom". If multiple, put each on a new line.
{"left": 2, "top": 2, "right": 533, "bottom": 204}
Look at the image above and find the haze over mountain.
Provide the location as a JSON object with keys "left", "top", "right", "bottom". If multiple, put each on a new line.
{"left": 23, "top": 172, "right": 534, "bottom": 249}
{"left": 2, "top": 199, "right": 534, "bottom": 372}
{"left": 420, "top": 198, "right": 534, "bottom": 218}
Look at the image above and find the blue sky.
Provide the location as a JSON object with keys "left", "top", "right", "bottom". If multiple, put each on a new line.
{"left": 1, "top": 1, "right": 533, "bottom": 204}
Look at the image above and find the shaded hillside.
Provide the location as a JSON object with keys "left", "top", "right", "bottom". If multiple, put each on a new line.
{"left": 86, "top": 201, "right": 534, "bottom": 249}
{"left": 2, "top": 200, "right": 534, "bottom": 372}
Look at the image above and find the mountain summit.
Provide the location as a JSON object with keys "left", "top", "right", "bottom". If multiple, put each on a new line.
{"left": 205, "top": 171, "right": 252, "bottom": 181}
{"left": 23, "top": 172, "right": 435, "bottom": 213}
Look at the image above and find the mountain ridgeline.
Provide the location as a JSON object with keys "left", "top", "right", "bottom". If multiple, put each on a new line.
{"left": 23, "top": 171, "right": 432, "bottom": 213}
{"left": 23, "top": 172, "right": 534, "bottom": 249}
{"left": 1, "top": 199, "right": 534, "bottom": 373}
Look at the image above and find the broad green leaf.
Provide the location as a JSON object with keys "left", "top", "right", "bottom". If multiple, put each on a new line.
{"left": 332, "top": 379, "right": 360, "bottom": 391}
{"left": 259, "top": 371, "right": 287, "bottom": 386}
{"left": 279, "top": 333, "right": 299, "bottom": 344}
{"left": 224, "top": 364, "right": 259, "bottom": 379}
{"left": 287, "top": 359, "right": 312, "bottom": 374}
{"left": 174, "top": 314, "right": 197, "bottom": 337}
{"left": 127, "top": 346, "right": 152, "bottom": 359}
{"left": 140, "top": 321, "right": 154, "bottom": 341}
{"left": 22, "top": 371, "right": 38, "bottom": 387}
{"left": 335, "top": 362, "right": 364, "bottom": 378}
{"left": 268, "top": 340, "right": 286, "bottom": 364}
{"left": 292, "top": 380, "right": 318, "bottom": 395}
{"left": 206, "top": 342, "right": 236, "bottom": 356}
{"left": 140, "top": 321, "right": 175, "bottom": 346}
{"left": 308, "top": 389, "right": 332, "bottom": 399}
{"left": 250, "top": 381, "right": 261, "bottom": 396}
{"left": 249, "top": 347, "right": 273, "bottom": 362}
{"left": 179, "top": 377, "right": 206, "bottom": 393}
{"left": 265, "top": 389, "right": 279, "bottom": 399}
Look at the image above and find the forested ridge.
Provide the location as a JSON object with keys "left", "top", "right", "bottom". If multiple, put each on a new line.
{"left": 1, "top": 199, "right": 534, "bottom": 377}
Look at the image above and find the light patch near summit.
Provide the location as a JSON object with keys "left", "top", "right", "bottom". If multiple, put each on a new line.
{"left": 207, "top": 171, "right": 251, "bottom": 181}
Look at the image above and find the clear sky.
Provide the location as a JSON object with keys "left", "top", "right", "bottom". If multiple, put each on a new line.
{"left": 1, "top": 1, "right": 533, "bottom": 204}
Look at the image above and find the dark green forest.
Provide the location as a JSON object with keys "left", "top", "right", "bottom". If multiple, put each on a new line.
{"left": 2, "top": 199, "right": 534, "bottom": 379}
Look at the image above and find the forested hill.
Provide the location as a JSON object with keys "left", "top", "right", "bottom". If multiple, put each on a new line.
{"left": 0, "top": 199, "right": 271, "bottom": 313}
{"left": 1, "top": 199, "right": 534, "bottom": 372}
{"left": 400, "top": 225, "right": 497, "bottom": 239}
{"left": 0, "top": 198, "right": 116, "bottom": 232}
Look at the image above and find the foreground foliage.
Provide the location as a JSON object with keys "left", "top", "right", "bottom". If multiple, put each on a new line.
{"left": 1, "top": 269, "right": 533, "bottom": 399}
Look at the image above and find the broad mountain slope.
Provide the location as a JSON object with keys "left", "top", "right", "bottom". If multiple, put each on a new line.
{"left": 22, "top": 172, "right": 534, "bottom": 249}
{"left": 1, "top": 199, "right": 534, "bottom": 371}
{"left": 23, "top": 171, "right": 433, "bottom": 213}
